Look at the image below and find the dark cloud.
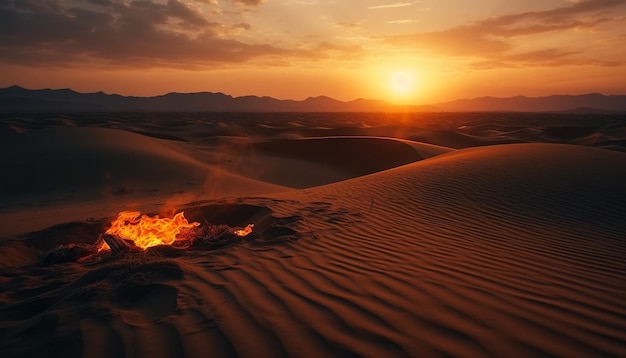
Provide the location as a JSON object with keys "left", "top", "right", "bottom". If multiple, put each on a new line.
{"left": 0, "top": 0, "right": 315, "bottom": 68}
{"left": 166, "top": 0, "right": 209, "bottom": 26}
{"left": 12, "top": 0, "right": 63, "bottom": 12}
{"left": 87, "top": 0, "right": 116, "bottom": 6}
{"left": 385, "top": 0, "right": 626, "bottom": 64}
{"left": 469, "top": 0, "right": 625, "bottom": 38}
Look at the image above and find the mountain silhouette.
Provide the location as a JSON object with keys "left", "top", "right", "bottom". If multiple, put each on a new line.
{"left": 1, "top": 86, "right": 624, "bottom": 112}
{"left": 0, "top": 86, "right": 398, "bottom": 112}
{"left": 435, "top": 93, "right": 626, "bottom": 112}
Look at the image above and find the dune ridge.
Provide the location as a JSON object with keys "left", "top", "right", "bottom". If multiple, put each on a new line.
{"left": 219, "top": 136, "right": 450, "bottom": 188}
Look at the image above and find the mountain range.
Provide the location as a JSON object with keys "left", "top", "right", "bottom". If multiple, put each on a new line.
{"left": 1, "top": 85, "right": 625, "bottom": 113}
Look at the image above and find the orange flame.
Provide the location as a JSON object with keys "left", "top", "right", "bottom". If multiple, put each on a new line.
{"left": 99, "top": 211, "right": 199, "bottom": 251}
{"left": 234, "top": 224, "right": 254, "bottom": 237}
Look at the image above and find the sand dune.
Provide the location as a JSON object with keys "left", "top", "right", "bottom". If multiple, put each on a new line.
{"left": 261, "top": 143, "right": 626, "bottom": 356}
{"left": 0, "top": 127, "right": 287, "bottom": 237}
{"left": 0, "top": 129, "right": 445, "bottom": 236}
{"left": 0, "top": 127, "right": 285, "bottom": 205}
{"left": 216, "top": 136, "right": 451, "bottom": 188}
{"left": 0, "top": 115, "right": 626, "bottom": 357}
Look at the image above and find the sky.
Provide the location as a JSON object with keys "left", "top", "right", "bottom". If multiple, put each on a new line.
{"left": 0, "top": 0, "right": 625, "bottom": 104}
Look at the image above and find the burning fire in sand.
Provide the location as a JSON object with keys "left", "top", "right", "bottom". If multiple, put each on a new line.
{"left": 98, "top": 211, "right": 254, "bottom": 252}
{"left": 234, "top": 224, "right": 254, "bottom": 237}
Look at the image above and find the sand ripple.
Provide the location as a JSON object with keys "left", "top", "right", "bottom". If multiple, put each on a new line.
{"left": 1, "top": 112, "right": 626, "bottom": 357}
{"left": 2, "top": 140, "right": 625, "bottom": 357}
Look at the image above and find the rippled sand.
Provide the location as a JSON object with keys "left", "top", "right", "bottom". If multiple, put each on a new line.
{"left": 1, "top": 112, "right": 625, "bottom": 357}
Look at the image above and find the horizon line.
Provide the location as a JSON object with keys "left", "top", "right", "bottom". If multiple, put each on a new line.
{"left": 2, "top": 84, "right": 625, "bottom": 106}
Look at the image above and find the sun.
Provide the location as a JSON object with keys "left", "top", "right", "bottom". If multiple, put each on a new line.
{"left": 388, "top": 70, "right": 418, "bottom": 102}
{"left": 390, "top": 70, "right": 416, "bottom": 95}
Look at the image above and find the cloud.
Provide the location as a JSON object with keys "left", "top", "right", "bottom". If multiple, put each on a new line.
{"left": 0, "top": 0, "right": 342, "bottom": 68}
{"left": 387, "top": 27, "right": 511, "bottom": 56}
{"left": 231, "top": 0, "right": 264, "bottom": 5}
{"left": 368, "top": 2, "right": 416, "bottom": 10}
{"left": 313, "top": 42, "right": 364, "bottom": 59}
{"left": 471, "top": 49, "right": 581, "bottom": 69}
{"left": 336, "top": 22, "right": 361, "bottom": 29}
{"left": 190, "top": 0, "right": 264, "bottom": 5}
{"left": 387, "top": 19, "right": 420, "bottom": 24}
{"left": 87, "top": 0, "right": 116, "bottom": 6}
{"left": 384, "top": 0, "right": 626, "bottom": 64}
{"left": 468, "top": 0, "right": 625, "bottom": 38}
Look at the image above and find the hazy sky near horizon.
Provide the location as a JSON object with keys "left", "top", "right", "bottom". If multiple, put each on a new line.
{"left": 1, "top": 0, "right": 625, "bottom": 104}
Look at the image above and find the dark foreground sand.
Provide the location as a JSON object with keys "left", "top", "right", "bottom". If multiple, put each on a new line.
{"left": 1, "top": 112, "right": 625, "bottom": 357}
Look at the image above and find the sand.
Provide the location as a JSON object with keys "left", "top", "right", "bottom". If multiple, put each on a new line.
{"left": 1, "top": 112, "right": 625, "bottom": 357}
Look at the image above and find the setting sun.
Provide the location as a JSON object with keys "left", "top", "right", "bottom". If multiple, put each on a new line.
{"left": 386, "top": 70, "right": 419, "bottom": 103}
{"left": 390, "top": 71, "right": 415, "bottom": 94}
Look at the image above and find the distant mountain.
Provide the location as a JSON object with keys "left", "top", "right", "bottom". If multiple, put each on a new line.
{"left": 0, "top": 86, "right": 624, "bottom": 112}
{"left": 434, "top": 94, "right": 626, "bottom": 113}
{"left": 0, "top": 86, "right": 401, "bottom": 112}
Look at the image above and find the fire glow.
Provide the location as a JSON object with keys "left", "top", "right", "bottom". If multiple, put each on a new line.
{"left": 98, "top": 211, "right": 253, "bottom": 252}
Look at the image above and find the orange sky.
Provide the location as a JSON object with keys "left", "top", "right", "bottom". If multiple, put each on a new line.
{"left": 1, "top": 0, "right": 625, "bottom": 104}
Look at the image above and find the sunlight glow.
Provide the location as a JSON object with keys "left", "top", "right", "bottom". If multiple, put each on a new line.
{"left": 387, "top": 70, "right": 419, "bottom": 103}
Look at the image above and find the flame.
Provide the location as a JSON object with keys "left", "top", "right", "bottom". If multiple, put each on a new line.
{"left": 234, "top": 224, "right": 254, "bottom": 237}
{"left": 99, "top": 211, "right": 199, "bottom": 251}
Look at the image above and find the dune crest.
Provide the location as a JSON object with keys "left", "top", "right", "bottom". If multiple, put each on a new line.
{"left": 219, "top": 136, "right": 451, "bottom": 188}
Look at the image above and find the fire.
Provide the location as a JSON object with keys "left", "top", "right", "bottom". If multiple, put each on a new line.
{"left": 234, "top": 224, "right": 254, "bottom": 237}
{"left": 99, "top": 211, "right": 200, "bottom": 251}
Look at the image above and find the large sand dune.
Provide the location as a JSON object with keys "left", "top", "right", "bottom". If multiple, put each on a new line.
{"left": 0, "top": 113, "right": 625, "bottom": 357}
{"left": 0, "top": 127, "right": 285, "bottom": 204}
